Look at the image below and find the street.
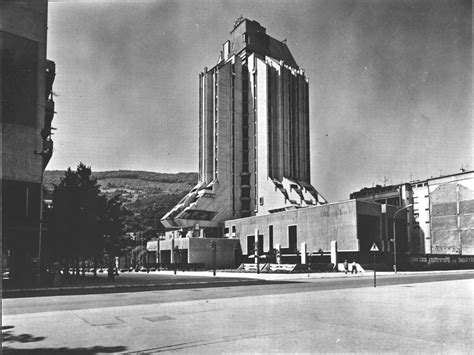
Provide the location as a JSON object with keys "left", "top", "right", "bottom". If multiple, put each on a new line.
{"left": 2, "top": 272, "right": 474, "bottom": 353}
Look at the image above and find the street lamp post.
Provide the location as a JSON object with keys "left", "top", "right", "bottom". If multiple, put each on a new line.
{"left": 173, "top": 246, "right": 179, "bottom": 275}
{"left": 393, "top": 204, "right": 413, "bottom": 274}
{"left": 254, "top": 241, "right": 260, "bottom": 274}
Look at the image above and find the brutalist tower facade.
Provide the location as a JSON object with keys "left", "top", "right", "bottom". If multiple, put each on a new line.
{"left": 162, "top": 18, "right": 326, "bottom": 237}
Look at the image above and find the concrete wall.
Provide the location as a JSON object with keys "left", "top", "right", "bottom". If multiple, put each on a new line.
{"left": 189, "top": 238, "right": 240, "bottom": 268}
{"left": 1, "top": 0, "right": 48, "bottom": 183}
{"left": 429, "top": 173, "right": 474, "bottom": 255}
{"left": 226, "top": 200, "right": 361, "bottom": 256}
{"left": 159, "top": 238, "right": 240, "bottom": 269}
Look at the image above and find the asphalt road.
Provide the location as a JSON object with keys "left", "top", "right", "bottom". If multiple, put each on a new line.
{"left": 3, "top": 272, "right": 473, "bottom": 353}
{"left": 3, "top": 271, "right": 473, "bottom": 316}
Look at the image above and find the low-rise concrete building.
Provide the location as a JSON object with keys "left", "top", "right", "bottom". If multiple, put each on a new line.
{"left": 225, "top": 199, "right": 407, "bottom": 265}
{"left": 159, "top": 237, "right": 241, "bottom": 269}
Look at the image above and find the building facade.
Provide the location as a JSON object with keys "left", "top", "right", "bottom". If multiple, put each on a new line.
{"left": 350, "top": 183, "right": 415, "bottom": 254}
{"left": 413, "top": 171, "right": 474, "bottom": 256}
{"left": 224, "top": 199, "right": 407, "bottom": 265}
{"left": 160, "top": 18, "right": 472, "bottom": 269}
{"left": 351, "top": 171, "right": 474, "bottom": 258}
{"left": 161, "top": 18, "right": 326, "bottom": 237}
{"left": 1, "top": 0, "right": 56, "bottom": 281}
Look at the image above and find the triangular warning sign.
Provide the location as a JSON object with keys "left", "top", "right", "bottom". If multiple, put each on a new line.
{"left": 370, "top": 243, "right": 379, "bottom": 252}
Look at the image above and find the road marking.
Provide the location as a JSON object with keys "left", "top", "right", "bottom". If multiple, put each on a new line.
{"left": 143, "top": 315, "right": 175, "bottom": 322}
{"left": 75, "top": 314, "right": 123, "bottom": 326}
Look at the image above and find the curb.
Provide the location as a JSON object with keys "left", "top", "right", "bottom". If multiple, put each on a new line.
{"left": 2, "top": 279, "right": 267, "bottom": 299}
{"left": 3, "top": 269, "right": 473, "bottom": 298}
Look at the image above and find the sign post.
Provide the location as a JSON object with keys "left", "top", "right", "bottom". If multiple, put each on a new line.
{"left": 370, "top": 243, "right": 379, "bottom": 287}
{"left": 210, "top": 241, "right": 216, "bottom": 276}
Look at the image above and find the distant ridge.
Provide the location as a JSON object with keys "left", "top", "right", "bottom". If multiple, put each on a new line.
{"left": 44, "top": 170, "right": 197, "bottom": 186}
{"left": 43, "top": 170, "right": 198, "bottom": 234}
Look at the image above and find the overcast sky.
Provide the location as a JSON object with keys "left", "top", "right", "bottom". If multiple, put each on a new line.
{"left": 47, "top": 0, "right": 472, "bottom": 201}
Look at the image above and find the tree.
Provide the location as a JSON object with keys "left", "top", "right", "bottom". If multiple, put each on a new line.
{"left": 102, "top": 195, "right": 127, "bottom": 258}
{"left": 49, "top": 163, "right": 124, "bottom": 273}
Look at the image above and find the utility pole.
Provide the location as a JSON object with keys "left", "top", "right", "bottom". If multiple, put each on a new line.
{"left": 307, "top": 253, "right": 312, "bottom": 277}
{"left": 173, "top": 245, "right": 179, "bottom": 275}
{"left": 37, "top": 176, "right": 44, "bottom": 284}
{"left": 393, "top": 204, "right": 413, "bottom": 273}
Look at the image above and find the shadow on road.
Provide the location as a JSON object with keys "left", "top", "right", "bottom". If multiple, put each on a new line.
{"left": 2, "top": 326, "right": 127, "bottom": 353}
{"left": 2, "top": 345, "right": 127, "bottom": 354}
{"left": 2, "top": 326, "right": 45, "bottom": 343}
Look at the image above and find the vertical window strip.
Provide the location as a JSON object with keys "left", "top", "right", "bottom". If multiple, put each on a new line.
{"left": 214, "top": 70, "right": 218, "bottom": 180}
{"left": 231, "top": 64, "right": 236, "bottom": 215}
{"left": 253, "top": 66, "right": 258, "bottom": 212}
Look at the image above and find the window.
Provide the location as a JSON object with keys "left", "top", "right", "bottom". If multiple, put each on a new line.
{"left": 247, "top": 235, "right": 263, "bottom": 255}
{"left": 241, "top": 200, "right": 250, "bottom": 211}
{"left": 247, "top": 235, "right": 254, "bottom": 255}
{"left": 288, "top": 225, "right": 297, "bottom": 252}
{"left": 387, "top": 197, "right": 400, "bottom": 206}
{"left": 269, "top": 225, "right": 274, "bottom": 251}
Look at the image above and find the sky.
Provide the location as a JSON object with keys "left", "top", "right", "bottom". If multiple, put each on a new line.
{"left": 47, "top": 0, "right": 472, "bottom": 202}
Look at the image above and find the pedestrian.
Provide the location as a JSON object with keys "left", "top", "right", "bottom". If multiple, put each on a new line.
{"left": 351, "top": 261, "right": 358, "bottom": 274}
{"left": 343, "top": 260, "right": 348, "bottom": 275}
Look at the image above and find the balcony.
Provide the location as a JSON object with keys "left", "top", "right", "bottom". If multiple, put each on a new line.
{"left": 45, "top": 60, "right": 56, "bottom": 99}
{"left": 45, "top": 98, "right": 55, "bottom": 126}
{"left": 42, "top": 139, "right": 53, "bottom": 169}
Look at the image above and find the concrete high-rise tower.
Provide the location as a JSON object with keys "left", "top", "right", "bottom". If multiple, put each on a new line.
{"left": 1, "top": 0, "right": 57, "bottom": 280}
{"left": 162, "top": 18, "right": 326, "bottom": 237}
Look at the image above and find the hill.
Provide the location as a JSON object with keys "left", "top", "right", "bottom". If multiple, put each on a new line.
{"left": 44, "top": 170, "right": 198, "bottom": 235}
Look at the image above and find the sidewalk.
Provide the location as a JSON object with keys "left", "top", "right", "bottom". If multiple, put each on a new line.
{"left": 2, "top": 271, "right": 264, "bottom": 298}
{"left": 161, "top": 268, "right": 474, "bottom": 281}
{"left": 3, "top": 268, "right": 473, "bottom": 298}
